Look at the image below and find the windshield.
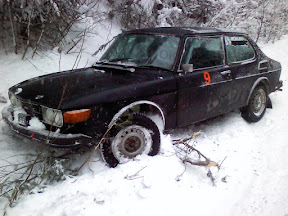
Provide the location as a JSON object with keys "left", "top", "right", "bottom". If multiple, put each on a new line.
{"left": 99, "top": 34, "right": 180, "bottom": 70}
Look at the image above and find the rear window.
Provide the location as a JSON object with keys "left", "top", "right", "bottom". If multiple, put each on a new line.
{"left": 225, "top": 36, "right": 255, "bottom": 63}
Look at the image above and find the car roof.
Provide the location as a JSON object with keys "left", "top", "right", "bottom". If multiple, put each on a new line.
{"left": 124, "top": 27, "right": 244, "bottom": 37}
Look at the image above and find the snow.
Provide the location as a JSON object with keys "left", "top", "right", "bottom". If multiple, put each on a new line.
{"left": 14, "top": 88, "right": 22, "bottom": 95}
{"left": 49, "top": 0, "right": 60, "bottom": 17}
{"left": 28, "top": 117, "right": 46, "bottom": 131}
{"left": 0, "top": 22, "right": 288, "bottom": 216}
{"left": 139, "top": 0, "right": 155, "bottom": 15}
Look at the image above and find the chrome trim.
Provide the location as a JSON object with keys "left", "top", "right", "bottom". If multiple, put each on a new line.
{"left": 199, "top": 79, "right": 230, "bottom": 87}
{"left": 2, "top": 105, "right": 92, "bottom": 147}
{"left": 178, "top": 35, "right": 225, "bottom": 72}
{"left": 258, "top": 60, "right": 268, "bottom": 71}
{"left": 220, "top": 70, "right": 231, "bottom": 76}
{"left": 235, "top": 69, "right": 281, "bottom": 80}
{"left": 41, "top": 105, "right": 63, "bottom": 127}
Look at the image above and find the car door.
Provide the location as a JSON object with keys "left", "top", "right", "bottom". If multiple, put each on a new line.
{"left": 223, "top": 35, "right": 258, "bottom": 110}
{"left": 176, "top": 35, "right": 233, "bottom": 127}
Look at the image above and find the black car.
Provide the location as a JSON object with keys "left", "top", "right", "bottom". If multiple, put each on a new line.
{"left": 2, "top": 27, "right": 282, "bottom": 167}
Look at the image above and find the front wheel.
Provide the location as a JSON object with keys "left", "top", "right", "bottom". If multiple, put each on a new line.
{"left": 100, "top": 113, "right": 161, "bottom": 168}
{"left": 241, "top": 85, "right": 268, "bottom": 122}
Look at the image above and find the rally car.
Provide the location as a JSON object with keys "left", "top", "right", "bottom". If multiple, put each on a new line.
{"left": 2, "top": 27, "right": 282, "bottom": 167}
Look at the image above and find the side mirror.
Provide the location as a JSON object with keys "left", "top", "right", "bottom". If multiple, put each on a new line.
{"left": 182, "top": 64, "right": 193, "bottom": 72}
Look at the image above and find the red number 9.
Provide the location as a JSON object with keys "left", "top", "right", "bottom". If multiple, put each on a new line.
{"left": 203, "top": 72, "right": 211, "bottom": 84}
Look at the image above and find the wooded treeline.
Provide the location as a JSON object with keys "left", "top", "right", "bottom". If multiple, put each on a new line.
{"left": 0, "top": 0, "right": 287, "bottom": 57}
{"left": 114, "top": 0, "right": 288, "bottom": 43}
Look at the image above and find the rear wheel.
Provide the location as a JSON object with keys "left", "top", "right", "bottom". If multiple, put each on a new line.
{"left": 100, "top": 113, "right": 161, "bottom": 168}
{"left": 241, "top": 85, "right": 267, "bottom": 122}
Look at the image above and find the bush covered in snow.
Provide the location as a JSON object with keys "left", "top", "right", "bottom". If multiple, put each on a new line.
{"left": 0, "top": 0, "right": 87, "bottom": 57}
{"left": 0, "top": 0, "right": 287, "bottom": 57}
{"left": 111, "top": 0, "right": 288, "bottom": 43}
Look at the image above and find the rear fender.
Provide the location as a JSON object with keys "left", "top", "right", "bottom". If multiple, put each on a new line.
{"left": 246, "top": 77, "right": 270, "bottom": 106}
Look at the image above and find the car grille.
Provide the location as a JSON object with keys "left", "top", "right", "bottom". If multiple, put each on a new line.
{"left": 20, "top": 99, "right": 42, "bottom": 119}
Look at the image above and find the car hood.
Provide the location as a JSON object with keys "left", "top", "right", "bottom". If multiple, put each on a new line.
{"left": 10, "top": 67, "right": 176, "bottom": 110}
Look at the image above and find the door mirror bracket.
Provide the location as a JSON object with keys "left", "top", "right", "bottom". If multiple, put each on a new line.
{"left": 182, "top": 64, "right": 194, "bottom": 73}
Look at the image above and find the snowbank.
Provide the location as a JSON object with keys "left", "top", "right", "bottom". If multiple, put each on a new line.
{"left": 1, "top": 27, "right": 288, "bottom": 216}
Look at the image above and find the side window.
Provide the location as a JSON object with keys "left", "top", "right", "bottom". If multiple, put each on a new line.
{"left": 181, "top": 36, "right": 224, "bottom": 70}
{"left": 225, "top": 36, "right": 255, "bottom": 63}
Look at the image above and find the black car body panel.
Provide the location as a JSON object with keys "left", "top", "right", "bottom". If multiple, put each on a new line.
{"left": 10, "top": 67, "right": 177, "bottom": 110}
{"left": 2, "top": 27, "right": 282, "bottom": 147}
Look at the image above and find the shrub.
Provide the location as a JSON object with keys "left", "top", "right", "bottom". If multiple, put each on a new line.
{"left": 0, "top": 0, "right": 83, "bottom": 57}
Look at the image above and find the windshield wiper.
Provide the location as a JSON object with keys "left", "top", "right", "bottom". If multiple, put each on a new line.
{"left": 95, "top": 58, "right": 135, "bottom": 67}
{"left": 93, "top": 62, "right": 136, "bottom": 73}
{"left": 96, "top": 58, "right": 133, "bottom": 64}
{"left": 138, "top": 65, "right": 169, "bottom": 71}
{"left": 108, "top": 57, "right": 133, "bottom": 62}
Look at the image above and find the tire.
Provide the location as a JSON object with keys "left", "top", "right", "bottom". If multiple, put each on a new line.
{"left": 100, "top": 113, "right": 161, "bottom": 168}
{"left": 241, "top": 85, "right": 268, "bottom": 122}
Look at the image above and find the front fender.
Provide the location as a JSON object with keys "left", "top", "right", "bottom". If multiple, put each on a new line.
{"left": 108, "top": 100, "right": 166, "bottom": 128}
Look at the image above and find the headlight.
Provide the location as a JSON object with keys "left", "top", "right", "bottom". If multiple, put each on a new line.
{"left": 9, "top": 93, "right": 21, "bottom": 107}
{"left": 41, "top": 106, "right": 63, "bottom": 127}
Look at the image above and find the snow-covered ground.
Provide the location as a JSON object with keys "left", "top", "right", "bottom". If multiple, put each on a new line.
{"left": 0, "top": 27, "right": 288, "bottom": 215}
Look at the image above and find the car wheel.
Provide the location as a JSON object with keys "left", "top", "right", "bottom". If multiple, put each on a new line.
{"left": 241, "top": 85, "right": 267, "bottom": 122}
{"left": 100, "top": 113, "right": 161, "bottom": 168}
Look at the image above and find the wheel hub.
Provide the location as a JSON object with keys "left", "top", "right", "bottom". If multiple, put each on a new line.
{"left": 252, "top": 88, "right": 266, "bottom": 117}
{"left": 111, "top": 125, "right": 152, "bottom": 163}
{"left": 124, "top": 136, "right": 141, "bottom": 153}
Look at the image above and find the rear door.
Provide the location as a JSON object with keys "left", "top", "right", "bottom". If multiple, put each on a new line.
{"left": 176, "top": 35, "right": 233, "bottom": 127}
{"left": 223, "top": 35, "right": 258, "bottom": 109}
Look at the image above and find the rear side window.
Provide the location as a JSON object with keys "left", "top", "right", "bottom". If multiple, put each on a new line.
{"left": 181, "top": 36, "right": 224, "bottom": 70}
{"left": 225, "top": 36, "right": 255, "bottom": 63}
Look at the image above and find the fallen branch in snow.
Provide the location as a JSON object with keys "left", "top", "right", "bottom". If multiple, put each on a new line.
{"left": 173, "top": 131, "right": 202, "bottom": 145}
{"left": 173, "top": 131, "right": 220, "bottom": 185}
{"left": 172, "top": 131, "right": 219, "bottom": 169}
{"left": 1, "top": 40, "right": 88, "bottom": 208}
{"left": 183, "top": 159, "right": 219, "bottom": 168}
{"left": 124, "top": 166, "right": 147, "bottom": 180}
{"left": 218, "top": 156, "right": 227, "bottom": 170}
{"left": 0, "top": 149, "right": 76, "bottom": 207}
{"left": 75, "top": 124, "right": 114, "bottom": 174}
{"left": 8, "top": 147, "right": 45, "bottom": 206}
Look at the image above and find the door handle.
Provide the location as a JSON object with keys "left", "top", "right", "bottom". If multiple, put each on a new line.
{"left": 220, "top": 70, "right": 231, "bottom": 76}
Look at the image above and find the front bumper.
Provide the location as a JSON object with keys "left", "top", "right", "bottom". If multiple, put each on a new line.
{"left": 2, "top": 105, "right": 92, "bottom": 148}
